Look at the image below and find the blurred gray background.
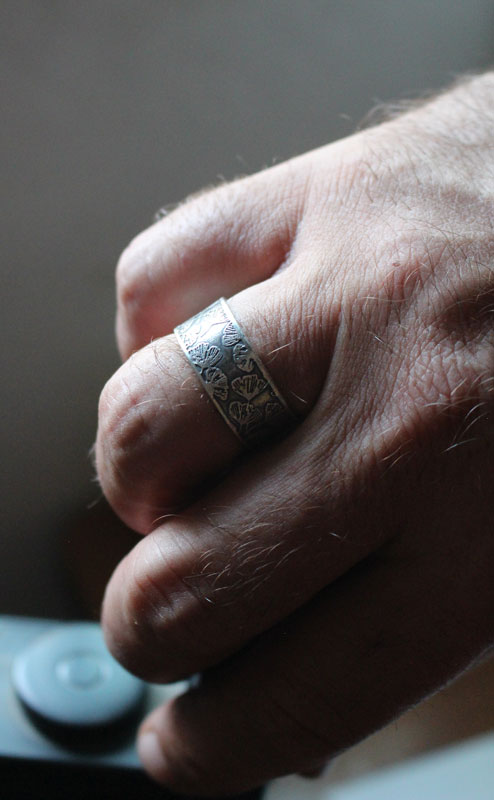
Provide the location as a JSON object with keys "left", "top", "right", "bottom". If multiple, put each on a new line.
{"left": 2, "top": 0, "right": 494, "bottom": 616}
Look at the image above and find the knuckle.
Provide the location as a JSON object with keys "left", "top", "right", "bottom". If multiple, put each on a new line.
{"left": 97, "top": 371, "right": 118, "bottom": 428}
{"left": 112, "top": 534, "right": 218, "bottom": 682}
{"left": 115, "top": 184, "right": 226, "bottom": 313}
{"left": 96, "top": 357, "right": 161, "bottom": 528}
{"left": 116, "top": 234, "right": 154, "bottom": 317}
{"left": 98, "top": 363, "right": 150, "bottom": 461}
{"left": 96, "top": 337, "right": 211, "bottom": 531}
{"left": 345, "top": 216, "right": 494, "bottom": 419}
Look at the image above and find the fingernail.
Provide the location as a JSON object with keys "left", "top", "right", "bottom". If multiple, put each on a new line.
{"left": 138, "top": 730, "right": 167, "bottom": 781}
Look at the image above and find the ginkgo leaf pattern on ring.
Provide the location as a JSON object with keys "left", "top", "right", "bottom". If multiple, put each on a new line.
{"left": 231, "top": 374, "right": 267, "bottom": 400}
{"left": 175, "top": 298, "right": 293, "bottom": 445}
{"left": 265, "top": 401, "right": 284, "bottom": 420}
{"left": 179, "top": 329, "right": 200, "bottom": 350}
{"left": 222, "top": 321, "right": 241, "bottom": 348}
{"left": 175, "top": 319, "right": 200, "bottom": 349}
{"left": 229, "top": 401, "right": 262, "bottom": 431}
{"left": 232, "top": 342, "right": 255, "bottom": 372}
{"left": 189, "top": 342, "right": 222, "bottom": 370}
{"left": 195, "top": 304, "right": 228, "bottom": 339}
{"left": 204, "top": 367, "right": 228, "bottom": 401}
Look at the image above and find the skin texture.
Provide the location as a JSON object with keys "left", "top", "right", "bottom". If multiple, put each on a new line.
{"left": 96, "top": 74, "right": 494, "bottom": 795}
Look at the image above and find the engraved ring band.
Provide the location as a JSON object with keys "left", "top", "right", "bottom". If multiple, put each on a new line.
{"left": 174, "top": 298, "right": 294, "bottom": 447}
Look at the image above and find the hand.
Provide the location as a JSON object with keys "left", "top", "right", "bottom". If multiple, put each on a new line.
{"left": 96, "top": 74, "right": 494, "bottom": 795}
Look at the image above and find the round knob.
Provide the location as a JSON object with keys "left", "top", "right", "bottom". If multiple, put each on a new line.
{"left": 11, "top": 622, "right": 145, "bottom": 728}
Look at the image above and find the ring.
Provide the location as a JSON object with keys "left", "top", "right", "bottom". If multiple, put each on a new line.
{"left": 174, "top": 298, "right": 294, "bottom": 447}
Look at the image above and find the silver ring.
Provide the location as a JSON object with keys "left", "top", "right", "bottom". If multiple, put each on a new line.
{"left": 174, "top": 298, "right": 294, "bottom": 447}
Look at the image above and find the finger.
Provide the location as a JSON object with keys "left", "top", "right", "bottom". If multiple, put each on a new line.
{"left": 100, "top": 389, "right": 387, "bottom": 683}
{"left": 96, "top": 267, "right": 335, "bottom": 534}
{"left": 116, "top": 164, "right": 308, "bottom": 360}
{"left": 135, "top": 541, "right": 492, "bottom": 796}
{"left": 101, "top": 356, "right": 492, "bottom": 685}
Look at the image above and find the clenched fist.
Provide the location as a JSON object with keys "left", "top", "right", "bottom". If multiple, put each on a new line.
{"left": 96, "top": 73, "right": 494, "bottom": 796}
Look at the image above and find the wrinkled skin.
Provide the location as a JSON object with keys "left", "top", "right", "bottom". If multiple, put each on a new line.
{"left": 96, "top": 74, "right": 494, "bottom": 796}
